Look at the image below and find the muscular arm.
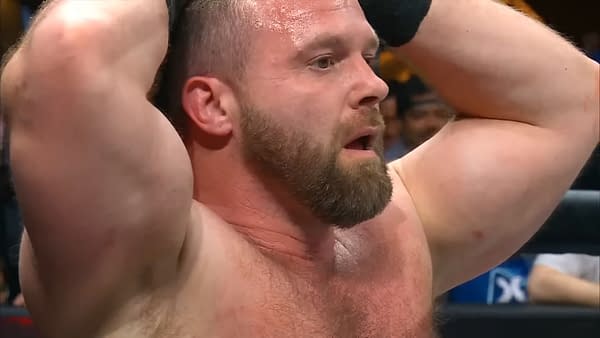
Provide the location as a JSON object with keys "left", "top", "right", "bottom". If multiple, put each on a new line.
{"left": 387, "top": 0, "right": 599, "bottom": 295}
{"left": 528, "top": 265, "right": 600, "bottom": 307}
{"left": 1, "top": 0, "right": 192, "bottom": 334}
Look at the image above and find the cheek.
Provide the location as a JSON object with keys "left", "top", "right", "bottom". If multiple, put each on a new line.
{"left": 296, "top": 109, "right": 341, "bottom": 142}
{"left": 280, "top": 112, "right": 331, "bottom": 146}
{"left": 257, "top": 84, "right": 346, "bottom": 145}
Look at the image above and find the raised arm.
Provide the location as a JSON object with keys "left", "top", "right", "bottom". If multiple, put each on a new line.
{"left": 0, "top": 0, "right": 192, "bottom": 334}
{"left": 365, "top": 0, "right": 599, "bottom": 294}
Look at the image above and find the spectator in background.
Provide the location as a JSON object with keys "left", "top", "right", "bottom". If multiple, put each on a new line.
{"left": 382, "top": 83, "right": 407, "bottom": 162}
{"left": 528, "top": 254, "right": 599, "bottom": 307}
{"left": 398, "top": 90, "right": 454, "bottom": 152}
{"left": 384, "top": 76, "right": 454, "bottom": 162}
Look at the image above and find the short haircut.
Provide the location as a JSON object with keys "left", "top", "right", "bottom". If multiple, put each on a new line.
{"left": 158, "top": 0, "right": 252, "bottom": 136}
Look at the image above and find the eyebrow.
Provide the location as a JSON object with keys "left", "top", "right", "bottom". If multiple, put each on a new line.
{"left": 296, "top": 33, "right": 380, "bottom": 56}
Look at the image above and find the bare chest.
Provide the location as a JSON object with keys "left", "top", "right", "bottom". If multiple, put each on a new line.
{"left": 201, "top": 237, "right": 434, "bottom": 337}
{"left": 154, "top": 202, "right": 434, "bottom": 337}
{"left": 206, "top": 262, "right": 433, "bottom": 338}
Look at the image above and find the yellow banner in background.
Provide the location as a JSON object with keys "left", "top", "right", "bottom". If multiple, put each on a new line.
{"left": 497, "top": 0, "right": 543, "bottom": 22}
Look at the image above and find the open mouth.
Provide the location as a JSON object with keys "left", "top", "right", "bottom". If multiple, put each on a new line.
{"left": 344, "top": 135, "right": 374, "bottom": 151}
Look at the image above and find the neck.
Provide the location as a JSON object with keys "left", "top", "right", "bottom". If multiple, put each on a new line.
{"left": 189, "top": 142, "right": 337, "bottom": 276}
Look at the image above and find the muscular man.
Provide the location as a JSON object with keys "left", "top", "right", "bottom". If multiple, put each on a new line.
{"left": 1, "top": 0, "right": 598, "bottom": 337}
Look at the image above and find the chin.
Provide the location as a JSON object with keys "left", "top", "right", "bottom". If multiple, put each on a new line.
{"left": 310, "top": 157, "right": 392, "bottom": 228}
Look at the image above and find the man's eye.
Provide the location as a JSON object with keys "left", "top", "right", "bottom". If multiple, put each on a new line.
{"left": 312, "top": 56, "right": 336, "bottom": 70}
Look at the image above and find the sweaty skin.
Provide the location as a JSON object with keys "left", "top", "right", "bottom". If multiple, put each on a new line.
{"left": 1, "top": 0, "right": 598, "bottom": 337}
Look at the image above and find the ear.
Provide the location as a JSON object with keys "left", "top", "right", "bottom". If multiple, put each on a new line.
{"left": 181, "top": 76, "right": 235, "bottom": 136}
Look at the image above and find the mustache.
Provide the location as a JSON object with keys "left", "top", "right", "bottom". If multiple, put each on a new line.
{"left": 336, "top": 108, "right": 385, "bottom": 144}
{"left": 349, "top": 107, "right": 385, "bottom": 129}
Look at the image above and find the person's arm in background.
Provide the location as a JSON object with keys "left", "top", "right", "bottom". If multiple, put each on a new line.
{"left": 528, "top": 264, "right": 600, "bottom": 307}
{"left": 1, "top": 0, "right": 192, "bottom": 336}
{"left": 362, "top": 0, "right": 599, "bottom": 295}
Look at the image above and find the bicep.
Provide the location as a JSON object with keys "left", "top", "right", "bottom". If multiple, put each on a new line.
{"left": 393, "top": 118, "right": 594, "bottom": 295}
{"left": 8, "top": 62, "right": 193, "bottom": 307}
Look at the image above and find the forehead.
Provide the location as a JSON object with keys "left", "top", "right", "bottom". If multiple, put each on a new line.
{"left": 248, "top": 0, "right": 377, "bottom": 51}
{"left": 252, "top": 0, "right": 359, "bottom": 22}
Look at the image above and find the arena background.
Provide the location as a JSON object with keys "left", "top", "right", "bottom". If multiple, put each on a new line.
{"left": 1, "top": 0, "right": 599, "bottom": 337}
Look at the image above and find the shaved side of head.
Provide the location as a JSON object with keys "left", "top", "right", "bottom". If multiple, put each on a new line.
{"left": 162, "top": 0, "right": 255, "bottom": 135}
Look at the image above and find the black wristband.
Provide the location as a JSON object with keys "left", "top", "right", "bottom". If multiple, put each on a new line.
{"left": 359, "top": 0, "right": 432, "bottom": 47}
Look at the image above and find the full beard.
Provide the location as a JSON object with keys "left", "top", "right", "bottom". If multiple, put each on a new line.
{"left": 239, "top": 105, "right": 393, "bottom": 228}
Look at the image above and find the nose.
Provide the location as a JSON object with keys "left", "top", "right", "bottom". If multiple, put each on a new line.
{"left": 348, "top": 57, "right": 389, "bottom": 110}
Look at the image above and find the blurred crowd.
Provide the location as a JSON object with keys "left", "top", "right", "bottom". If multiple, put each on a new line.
{"left": 0, "top": 0, "right": 598, "bottom": 315}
